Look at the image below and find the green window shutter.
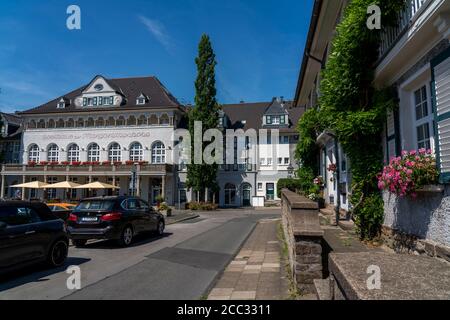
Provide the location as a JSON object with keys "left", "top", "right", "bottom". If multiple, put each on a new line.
{"left": 280, "top": 115, "right": 286, "bottom": 124}
{"left": 267, "top": 116, "right": 272, "bottom": 124}
{"left": 99, "top": 97, "right": 103, "bottom": 106}
{"left": 432, "top": 47, "right": 450, "bottom": 183}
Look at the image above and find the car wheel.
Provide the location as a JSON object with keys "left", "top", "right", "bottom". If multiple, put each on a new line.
{"left": 47, "top": 240, "right": 68, "bottom": 267}
{"left": 157, "top": 220, "right": 165, "bottom": 236}
{"left": 118, "top": 225, "right": 133, "bottom": 247}
{"left": 73, "top": 239, "right": 87, "bottom": 247}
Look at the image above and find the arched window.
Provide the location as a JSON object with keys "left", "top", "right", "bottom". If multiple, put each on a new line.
{"left": 28, "top": 120, "right": 37, "bottom": 129}
{"left": 67, "top": 144, "right": 80, "bottom": 162}
{"left": 96, "top": 117, "right": 105, "bottom": 127}
{"left": 137, "top": 115, "right": 147, "bottom": 126}
{"left": 88, "top": 143, "right": 100, "bottom": 162}
{"left": 116, "top": 116, "right": 125, "bottom": 126}
{"left": 86, "top": 118, "right": 95, "bottom": 127}
{"left": 76, "top": 118, "right": 84, "bottom": 128}
{"left": 47, "top": 144, "right": 60, "bottom": 162}
{"left": 28, "top": 144, "right": 40, "bottom": 162}
{"left": 160, "top": 114, "right": 170, "bottom": 125}
{"left": 129, "top": 142, "right": 144, "bottom": 162}
{"left": 149, "top": 114, "right": 158, "bottom": 125}
{"left": 127, "top": 116, "right": 137, "bottom": 126}
{"left": 225, "top": 183, "right": 236, "bottom": 206}
{"left": 56, "top": 119, "right": 65, "bottom": 128}
{"left": 37, "top": 119, "right": 46, "bottom": 128}
{"left": 48, "top": 119, "right": 56, "bottom": 128}
{"left": 66, "top": 118, "right": 75, "bottom": 128}
{"left": 106, "top": 116, "right": 115, "bottom": 126}
{"left": 151, "top": 141, "right": 166, "bottom": 164}
{"left": 108, "top": 143, "right": 122, "bottom": 162}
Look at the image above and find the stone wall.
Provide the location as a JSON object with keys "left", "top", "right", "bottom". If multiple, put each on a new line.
{"left": 383, "top": 189, "right": 450, "bottom": 250}
{"left": 281, "top": 189, "right": 324, "bottom": 294}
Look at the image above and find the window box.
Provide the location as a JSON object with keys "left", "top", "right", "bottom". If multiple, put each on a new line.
{"left": 138, "top": 161, "right": 149, "bottom": 165}
{"left": 28, "top": 161, "right": 37, "bottom": 167}
{"left": 39, "top": 161, "right": 49, "bottom": 166}
{"left": 49, "top": 162, "right": 60, "bottom": 166}
{"left": 113, "top": 161, "right": 123, "bottom": 166}
{"left": 71, "top": 162, "right": 82, "bottom": 166}
{"left": 126, "top": 160, "right": 136, "bottom": 165}
{"left": 102, "top": 161, "right": 112, "bottom": 166}
{"left": 61, "top": 161, "right": 70, "bottom": 166}
{"left": 91, "top": 161, "right": 101, "bottom": 166}
{"left": 416, "top": 185, "right": 444, "bottom": 194}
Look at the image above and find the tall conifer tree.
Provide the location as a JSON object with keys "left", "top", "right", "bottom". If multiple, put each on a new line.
{"left": 187, "top": 34, "right": 220, "bottom": 201}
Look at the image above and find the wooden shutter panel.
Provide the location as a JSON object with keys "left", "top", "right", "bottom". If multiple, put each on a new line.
{"left": 432, "top": 47, "right": 450, "bottom": 183}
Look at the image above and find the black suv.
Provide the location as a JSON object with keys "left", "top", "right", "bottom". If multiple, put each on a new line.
{"left": 67, "top": 196, "right": 165, "bottom": 247}
{"left": 0, "top": 201, "right": 69, "bottom": 274}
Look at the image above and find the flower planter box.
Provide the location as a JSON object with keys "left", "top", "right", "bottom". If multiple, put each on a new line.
{"left": 416, "top": 185, "right": 445, "bottom": 193}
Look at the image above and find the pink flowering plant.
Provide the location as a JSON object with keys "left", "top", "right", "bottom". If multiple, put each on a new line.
{"left": 378, "top": 149, "right": 438, "bottom": 197}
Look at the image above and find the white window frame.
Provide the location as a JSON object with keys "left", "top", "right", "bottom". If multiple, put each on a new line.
{"left": 152, "top": 141, "right": 166, "bottom": 164}
{"left": 129, "top": 142, "right": 144, "bottom": 162}
{"left": 28, "top": 145, "right": 40, "bottom": 162}
{"left": 47, "top": 144, "right": 59, "bottom": 162}
{"left": 411, "top": 83, "right": 435, "bottom": 152}
{"left": 67, "top": 144, "right": 80, "bottom": 163}
{"left": 108, "top": 143, "right": 122, "bottom": 162}
{"left": 88, "top": 144, "right": 100, "bottom": 162}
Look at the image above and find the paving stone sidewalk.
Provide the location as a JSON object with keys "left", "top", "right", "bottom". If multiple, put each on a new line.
{"left": 207, "top": 219, "right": 291, "bottom": 300}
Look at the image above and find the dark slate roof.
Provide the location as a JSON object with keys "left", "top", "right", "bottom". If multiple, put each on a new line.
{"left": 0, "top": 113, "right": 23, "bottom": 125}
{"left": 221, "top": 101, "right": 304, "bottom": 132}
{"left": 18, "top": 76, "right": 181, "bottom": 115}
{"left": 264, "top": 97, "right": 289, "bottom": 115}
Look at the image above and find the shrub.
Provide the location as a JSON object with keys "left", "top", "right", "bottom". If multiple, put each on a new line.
{"left": 277, "top": 179, "right": 303, "bottom": 197}
{"left": 354, "top": 193, "right": 384, "bottom": 240}
{"left": 187, "top": 202, "right": 218, "bottom": 211}
{"left": 378, "top": 149, "right": 438, "bottom": 197}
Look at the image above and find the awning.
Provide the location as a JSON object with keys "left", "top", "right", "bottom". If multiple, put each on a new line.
{"left": 10, "top": 181, "right": 49, "bottom": 189}
{"left": 46, "top": 181, "right": 82, "bottom": 189}
{"left": 75, "top": 182, "right": 119, "bottom": 190}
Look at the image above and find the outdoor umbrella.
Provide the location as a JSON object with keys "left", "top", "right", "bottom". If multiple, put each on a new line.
{"left": 46, "top": 181, "right": 82, "bottom": 189}
{"left": 10, "top": 181, "right": 49, "bottom": 189}
{"left": 75, "top": 181, "right": 119, "bottom": 189}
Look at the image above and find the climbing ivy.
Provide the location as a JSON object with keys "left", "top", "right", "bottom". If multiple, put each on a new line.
{"left": 296, "top": 0, "right": 405, "bottom": 239}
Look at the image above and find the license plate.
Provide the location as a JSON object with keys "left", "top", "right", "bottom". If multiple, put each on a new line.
{"left": 82, "top": 217, "right": 98, "bottom": 222}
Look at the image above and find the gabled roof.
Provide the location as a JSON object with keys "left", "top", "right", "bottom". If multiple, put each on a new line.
{"left": 264, "top": 97, "right": 289, "bottom": 115}
{"left": 19, "top": 76, "right": 181, "bottom": 115}
{"left": 221, "top": 101, "right": 303, "bottom": 133}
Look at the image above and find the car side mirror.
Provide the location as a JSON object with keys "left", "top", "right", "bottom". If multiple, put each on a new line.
{"left": 0, "top": 222, "right": 7, "bottom": 230}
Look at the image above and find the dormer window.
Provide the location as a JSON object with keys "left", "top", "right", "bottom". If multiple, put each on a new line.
{"left": 136, "top": 93, "right": 148, "bottom": 105}
{"left": 265, "top": 115, "right": 286, "bottom": 125}
{"left": 57, "top": 98, "right": 66, "bottom": 109}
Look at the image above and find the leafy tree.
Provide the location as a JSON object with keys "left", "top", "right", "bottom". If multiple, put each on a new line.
{"left": 187, "top": 34, "right": 220, "bottom": 201}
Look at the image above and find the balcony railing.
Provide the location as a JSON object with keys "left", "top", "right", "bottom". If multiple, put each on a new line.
{"left": 378, "top": 0, "right": 431, "bottom": 61}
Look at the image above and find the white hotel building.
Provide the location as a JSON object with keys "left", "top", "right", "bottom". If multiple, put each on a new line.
{"left": 0, "top": 75, "right": 302, "bottom": 207}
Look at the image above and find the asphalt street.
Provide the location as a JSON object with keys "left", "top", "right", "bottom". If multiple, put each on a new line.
{"left": 0, "top": 209, "right": 279, "bottom": 300}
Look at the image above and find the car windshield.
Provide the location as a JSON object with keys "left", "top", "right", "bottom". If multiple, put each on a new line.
{"left": 76, "top": 200, "right": 114, "bottom": 211}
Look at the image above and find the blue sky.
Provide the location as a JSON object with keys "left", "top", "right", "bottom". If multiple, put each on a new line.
{"left": 0, "top": 0, "right": 313, "bottom": 113}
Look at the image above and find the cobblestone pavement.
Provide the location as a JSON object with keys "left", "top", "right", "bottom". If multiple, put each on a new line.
{"left": 208, "top": 218, "right": 290, "bottom": 300}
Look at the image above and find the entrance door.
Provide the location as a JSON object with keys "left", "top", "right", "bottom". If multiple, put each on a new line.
{"left": 242, "top": 184, "right": 251, "bottom": 207}
{"left": 266, "top": 183, "right": 275, "bottom": 201}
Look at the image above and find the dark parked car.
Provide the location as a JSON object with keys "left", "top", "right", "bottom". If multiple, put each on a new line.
{"left": 0, "top": 201, "right": 69, "bottom": 274}
{"left": 67, "top": 196, "right": 165, "bottom": 247}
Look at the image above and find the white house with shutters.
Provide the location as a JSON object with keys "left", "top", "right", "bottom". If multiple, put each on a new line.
{"left": 377, "top": 0, "right": 450, "bottom": 248}
{"left": 294, "top": 0, "right": 450, "bottom": 250}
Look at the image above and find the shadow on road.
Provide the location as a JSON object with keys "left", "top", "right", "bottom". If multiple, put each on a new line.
{"left": 78, "top": 232, "right": 174, "bottom": 250}
{"left": 0, "top": 257, "right": 90, "bottom": 291}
